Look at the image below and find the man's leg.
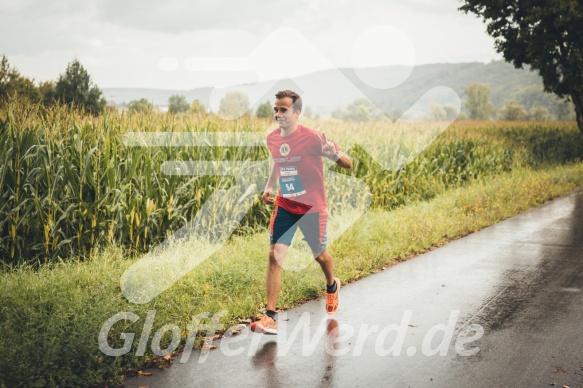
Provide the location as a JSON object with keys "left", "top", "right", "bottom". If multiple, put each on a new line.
{"left": 266, "top": 243, "right": 288, "bottom": 311}
{"left": 253, "top": 206, "right": 296, "bottom": 334}
{"left": 315, "top": 250, "right": 335, "bottom": 287}
{"left": 252, "top": 243, "right": 289, "bottom": 334}
{"left": 316, "top": 249, "right": 340, "bottom": 315}
{"left": 299, "top": 211, "right": 335, "bottom": 287}
{"left": 300, "top": 211, "right": 340, "bottom": 314}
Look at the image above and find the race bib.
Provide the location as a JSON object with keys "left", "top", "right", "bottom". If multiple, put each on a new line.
{"left": 279, "top": 166, "right": 306, "bottom": 198}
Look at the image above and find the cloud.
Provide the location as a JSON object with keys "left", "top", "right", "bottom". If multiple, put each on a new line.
{"left": 94, "top": 0, "right": 298, "bottom": 33}
{"left": 0, "top": 0, "right": 500, "bottom": 89}
{"left": 0, "top": 0, "right": 99, "bottom": 55}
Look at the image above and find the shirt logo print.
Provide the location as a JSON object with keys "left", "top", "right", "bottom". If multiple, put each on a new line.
{"left": 280, "top": 143, "right": 290, "bottom": 156}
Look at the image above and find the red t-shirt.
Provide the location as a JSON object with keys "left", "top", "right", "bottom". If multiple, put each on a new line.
{"left": 266, "top": 124, "right": 340, "bottom": 214}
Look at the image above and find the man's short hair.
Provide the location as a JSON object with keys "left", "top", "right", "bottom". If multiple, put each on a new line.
{"left": 275, "top": 90, "right": 302, "bottom": 112}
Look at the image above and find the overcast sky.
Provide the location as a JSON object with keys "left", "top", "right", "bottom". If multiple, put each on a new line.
{"left": 0, "top": 0, "right": 501, "bottom": 90}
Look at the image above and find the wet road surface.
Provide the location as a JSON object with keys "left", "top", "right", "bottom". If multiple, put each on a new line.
{"left": 126, "top": 190, "right": 583, "bottom": 388}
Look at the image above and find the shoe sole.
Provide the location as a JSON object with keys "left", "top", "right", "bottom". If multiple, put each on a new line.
{"left": 251, "top": 322, "right": 278, "bottom": 335}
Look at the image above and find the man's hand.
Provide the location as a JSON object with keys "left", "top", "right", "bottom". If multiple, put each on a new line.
{"left": 316, "top": 132, "right": 352, "bottom": 169}
{"left": 262, "top": 188, "right": 275, "bottom": 204}
{"left": 316, "top": 132, "right": 337, "bottom": 158}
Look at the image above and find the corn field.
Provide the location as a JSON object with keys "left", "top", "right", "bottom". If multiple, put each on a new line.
{"left": 0, "top": 101, "right": 581, "bottom": 266}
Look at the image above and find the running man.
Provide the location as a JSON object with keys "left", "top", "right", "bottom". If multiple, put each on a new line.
{"left": 251, "top": 90, "right": 352, "bottom": 334}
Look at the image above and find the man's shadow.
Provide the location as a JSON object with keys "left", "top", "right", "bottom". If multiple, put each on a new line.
{"left": 250, "top": 319, "right": 340, "bottom": 388}
{"left": 321, "top": 318, "right": 339, "bottom": 387}
{"left": 251, "top": 340, "right": 280, "bottom": 388}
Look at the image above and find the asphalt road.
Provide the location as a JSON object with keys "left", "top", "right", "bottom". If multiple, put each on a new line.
{"left": 126, "top": 189, "right": 583, "bottom": 388}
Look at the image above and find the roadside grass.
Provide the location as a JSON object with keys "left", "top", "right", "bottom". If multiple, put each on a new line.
{"left": 1, "top": 162, "right": 582, "bottom": 387}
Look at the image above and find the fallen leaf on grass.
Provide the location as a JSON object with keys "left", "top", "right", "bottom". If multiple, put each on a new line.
{"left": 238, "top": 318, "right": 252, "bottom": 324}
{"left": 163, "top": 354, "right": 172, "bottom": 361}
{"left": 137, "top": 371, "right": 152, "bottom": 376}
{"left": 202, "top": 344, "right": 218, "bottom": 350}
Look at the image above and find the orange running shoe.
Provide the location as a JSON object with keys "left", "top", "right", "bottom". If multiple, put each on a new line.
{"left": 251, "top": 315, "right": 278, "bottom": 334}
{"left": 325, "top": 277, "right": 340, "bottom": 315}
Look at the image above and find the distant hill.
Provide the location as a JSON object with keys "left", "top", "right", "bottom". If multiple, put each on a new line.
{"left": 103, "top": 61, "right": 571, "bottom": 118}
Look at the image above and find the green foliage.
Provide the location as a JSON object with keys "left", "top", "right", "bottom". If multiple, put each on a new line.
{"left": 0, "top": 102, "right": 271, "bottom": 266}
{"left": 37, "top": 81, "right": 56, "bottom": 107}
{"left": 190, "top": 99, "right": 206, "bottom": 115}
{"left": 55, "top": 59, "right": 106, "bottom": 115}
{"left": 168, "top": 94, "right": 189, "bottom": 114}
{"left": 0, "top": 55, "right": 101, "bottom": 110}
{"left": 218, "top": 91, "right": 250, "bottom": 119}
{"left": 127, "top": 98, "right": 153, "bottom": 113}
{"left": 0, "top": 55, "right": 41, "bottom": 104}
{"left": 499, "top": 101, "right": 528, "bottom": 121}
{"left": 255, "top": 100, "right": 272, "bottom": 118}
{"left": 465, "top": 83, "right": 495, "bottom": 120}
{"left": 459, "top": 0, "right": 583, "bottom": 132}
{"left": 1, "top": 101, "right": 581, "bottom": 267}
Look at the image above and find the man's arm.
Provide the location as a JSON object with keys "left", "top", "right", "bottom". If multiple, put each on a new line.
{"left": 316, "top": 132, "right": 352, "bottom": 170}
{"left": 262, "top": 163, "right": 278, "bottom": 204}
{"left": 328, "top": 150, "right": 352, "bottom": 170}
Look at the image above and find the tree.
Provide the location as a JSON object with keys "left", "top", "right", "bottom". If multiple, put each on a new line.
{"left": 303, "top": 106, "right": 314, "bottom": 119}
{"left": 443, "top": 105, "right": 460, "bottom": 121}
{"left": 168, "top": 94, "right": 189, "bottom": 114}
{"left": 347, "top": 100, "right": 372, "bottom": 121}
{"left": 332, "top": 98, "right": 386, "bottom": 122}
{"left": 0, "top": 55, "right": 41, "bottom": 104}
{"left": 459, "top": 0, "right": 583, "bottom": 134}
{"left": 529, "top": 106, "right": 549, "bottom": 121}
{"left": 218, "top": 91, "right": 250, "bottom": 119}
{"left": 428, "top": 104, "right": 447, "bottom": 121}
{"left": 255, "top": 101, "right": 272, "bottom": 118}
{"left": 190, "top": 99, "right": 206, "bottom": 115}
{"left": 465, "top": 83, "right": 495, "bottom": 120}
{"left": 38, "top": 81, "right": 56, "bottom": 107}
{"left": 128, "top": 98, "right": 153, "bottom": 113}
{"left": 556, "top": 101, "right": 577, "bottom": 121}
{"left": 499, "top": 101, "right": 528, "bottom": 121}
{"left": 55, "top": 59, "right": 105, "bottom": 115}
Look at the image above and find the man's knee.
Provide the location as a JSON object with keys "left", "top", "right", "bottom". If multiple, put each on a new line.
{"left": 314, "top": 250, "right": 330, "bottom": 263}
{"left": 268, "top": 247, "right": 278, "bottom": 265}
{"left": 269, "top": 244, "right": 287, "bottom": 265}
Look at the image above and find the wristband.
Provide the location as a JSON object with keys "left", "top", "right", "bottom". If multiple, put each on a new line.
{"left": 329, "top": 152, "right": 340, "bottom": 162}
